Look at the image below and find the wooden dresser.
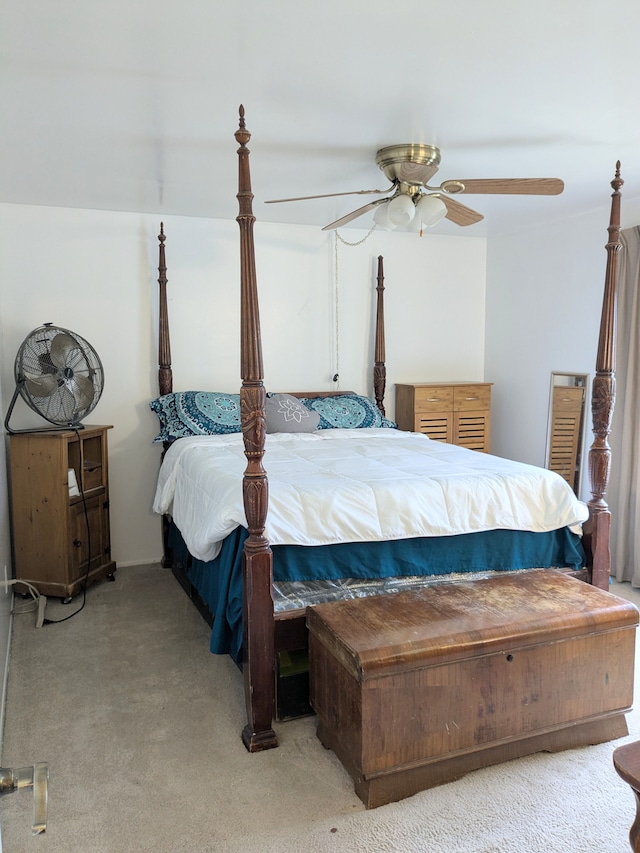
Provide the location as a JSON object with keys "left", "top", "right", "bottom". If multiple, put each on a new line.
{"left": 395, "top": 382, "right": 492, "bottom": 452}
{"left": 9, "top": 425, "right": 116, "bottom": 601}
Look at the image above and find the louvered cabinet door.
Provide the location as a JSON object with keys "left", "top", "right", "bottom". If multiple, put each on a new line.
{"left": 414, "top": 412, "right": 453, "bottom": 444}
{"left": 548, "top": 386, "right": 585, "bottom": 490}
{"left": 453, "top": 385, "right": 492, "bottom": 452}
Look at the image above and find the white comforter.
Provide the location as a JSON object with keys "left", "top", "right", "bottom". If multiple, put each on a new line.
{"left": 153, "top": 429, "right": 589, "bottom": 563}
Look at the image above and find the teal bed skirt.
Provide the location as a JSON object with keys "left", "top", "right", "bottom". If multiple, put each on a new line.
{"left": 169, "top": 523, "right": 585, "bottom": 662}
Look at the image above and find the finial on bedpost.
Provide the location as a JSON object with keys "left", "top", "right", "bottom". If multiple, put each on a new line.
{"left": 235, "top": 105, "right": 251, "bottom": 149}
{"left": 235, "top": 105, "right": 264, "bottom": 489}
{"left": 586, "top": 162, "right": 623, "bottom": 589}
{"left": 374, "top": 256, "right": 387, "bottom": 416}
{"left": 614, "top": 160, "right": 622, "bottom": 185}
{"left": 157, "top": 222, "right": 172, "bottom": 398}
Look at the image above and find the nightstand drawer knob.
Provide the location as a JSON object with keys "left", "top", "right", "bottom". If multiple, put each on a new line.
{"left": 73, "top": 539, "right": 82, "bottom": 548}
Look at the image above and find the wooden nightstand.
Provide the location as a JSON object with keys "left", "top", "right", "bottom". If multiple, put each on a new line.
{"left": 395, "top": 382, "right": 492, "bottom": 452}
{"left": 9, "top": 425, "right": 116, "bottom": 600}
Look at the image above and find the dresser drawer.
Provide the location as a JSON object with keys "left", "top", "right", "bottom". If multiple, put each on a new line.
{"left": 454, "top": 384, "right": 491, "bottom": 411}
{"left": 552, "top": 385, "right": 585, "bottom": 412}
{"left": 412, "top": 385, "right": 454, "bottom": 412}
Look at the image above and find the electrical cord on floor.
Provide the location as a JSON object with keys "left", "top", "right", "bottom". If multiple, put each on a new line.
{"left": 42, "top": 428, "right": 92, "bottom": 626}
{"left": 1, "top": 579, "right": 48, "bottom": 627}
{"left": 0, "top": 579, "right": 41, "bottom": 616}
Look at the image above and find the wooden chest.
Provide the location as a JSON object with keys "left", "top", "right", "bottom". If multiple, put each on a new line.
{"left": 307, "top": 570, "right": 638, "bottom": 808}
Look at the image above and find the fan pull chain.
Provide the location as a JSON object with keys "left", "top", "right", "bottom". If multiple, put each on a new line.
{"left": 333, "top": 232, "right": 340, "bottom": 389}
{"left": 332, "top": 225, "right": 377, "bottom": 387}
{"left": 335, "top": 223, "right": 377, "bottom": 247}
{"left": 332, "top": 224, "right": 378, "bottom": 387}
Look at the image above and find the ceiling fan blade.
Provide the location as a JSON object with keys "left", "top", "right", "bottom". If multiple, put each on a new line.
{"left": 441, "top": 196, "right": 484, "bottom": 227}
{"left": 49, "top": 332, "right": 79, "bottom": 368}
{"left": 322, "top": 200, "right": 384, "bottom": 231}
{"left": 265, "top": 187, "right": 392, "bottom": 204}
{"left": 23, "top": 373, "right": 59, "bottom": 398}
{"left": 451, "top": 178, "right": 564, "bottom": 196}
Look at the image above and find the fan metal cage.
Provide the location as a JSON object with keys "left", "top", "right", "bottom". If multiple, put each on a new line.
{"left": 11, "top": 324, "right": 104, "bottom": 429}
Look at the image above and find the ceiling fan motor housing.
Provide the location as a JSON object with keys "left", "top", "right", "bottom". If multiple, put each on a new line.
{"left": 375, "top": 144, "right": 442, "bottom": 186}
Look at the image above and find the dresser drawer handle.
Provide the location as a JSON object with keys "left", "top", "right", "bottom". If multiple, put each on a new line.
{"left": 464, "top": 396, "right": 479, "bottom": 400}
{"left": 427, "top": 397, "right": 441, "bottom": 402}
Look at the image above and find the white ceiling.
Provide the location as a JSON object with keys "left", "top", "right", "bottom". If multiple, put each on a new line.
{"left": 2, "top": 0, "right": 639, "bottom": 237}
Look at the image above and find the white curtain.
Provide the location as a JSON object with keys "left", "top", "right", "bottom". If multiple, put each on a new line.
{"left": 610, "top": 226, "right": 640, "bottom": 584}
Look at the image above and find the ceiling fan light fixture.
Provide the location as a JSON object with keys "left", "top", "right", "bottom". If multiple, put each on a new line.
{"left": 407, "top": 213, "right": 425, "bottom": 234}
{"left": 387, "top": 193, "right": 415, "bottom": 227}
{"left": 373, "top": 202, "right": 396, "bottom": 230}
{"left": 415, "top": 194, "right": 447, "bottom": 227}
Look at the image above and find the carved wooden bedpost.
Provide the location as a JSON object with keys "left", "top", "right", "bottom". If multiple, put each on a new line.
{"left": 157, "top": 223, "right": 174, "bottom": 569}
{"left": 235, "top": 106, "right": 278, "bottom": 751}
{"left": 374, "top": 256, "right": 386, "bottom": 416}
{"left": 157, "top": 223, "right": 173, "bottom": 397}
{"left": 585, "top": 162, "right": 623, "bottom": 590}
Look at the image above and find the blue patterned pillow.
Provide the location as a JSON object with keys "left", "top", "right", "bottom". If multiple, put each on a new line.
{"left": 298, "top": 394, "right": 397, "bottom": 430}
{"left": 149, "top": 391, "right": 242, "bottom": 442}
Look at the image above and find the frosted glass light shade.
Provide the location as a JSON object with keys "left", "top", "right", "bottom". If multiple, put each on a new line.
{"left": 407, "top": 214, "right": 424, "bottom": 233}
{"left": 373, "top": 202, "right": 396, "bottom": 230}
{"left": 387, "top": 193, "right": 415, "bottom": 227}
{"left": 415, "top": 194, "right": 447, "bottom": 227}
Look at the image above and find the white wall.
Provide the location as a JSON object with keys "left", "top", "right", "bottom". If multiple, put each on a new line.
{"left": 485, "top": 190, "right": 640, "bottom": 503}
{"left": 0, "top": 204, "right": 487, "bottom": 566}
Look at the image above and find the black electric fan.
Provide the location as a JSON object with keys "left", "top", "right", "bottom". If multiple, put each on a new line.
{"left": 5, "top": 323, "right": 104, "bottom": 433}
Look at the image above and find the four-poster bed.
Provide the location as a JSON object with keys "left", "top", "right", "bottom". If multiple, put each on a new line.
{"left": 152, "top": 107, "right": 628, "bottom": 756}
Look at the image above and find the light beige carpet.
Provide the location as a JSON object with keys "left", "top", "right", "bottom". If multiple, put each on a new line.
{"left": 1, "top": 564, "right": 639, "bottom": 853}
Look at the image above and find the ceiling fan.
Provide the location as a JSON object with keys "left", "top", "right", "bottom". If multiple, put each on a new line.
{"left": 265, "top": 144, "right": 564, "bottom": 232}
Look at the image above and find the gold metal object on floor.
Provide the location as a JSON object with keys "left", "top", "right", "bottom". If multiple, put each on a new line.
{"left": 0, "top": 762, "right": 49, "bottom": 834}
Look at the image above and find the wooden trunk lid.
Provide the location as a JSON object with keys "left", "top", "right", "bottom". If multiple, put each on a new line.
{"left": 306, "top": 570, "right": 638, "bottom": 682}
